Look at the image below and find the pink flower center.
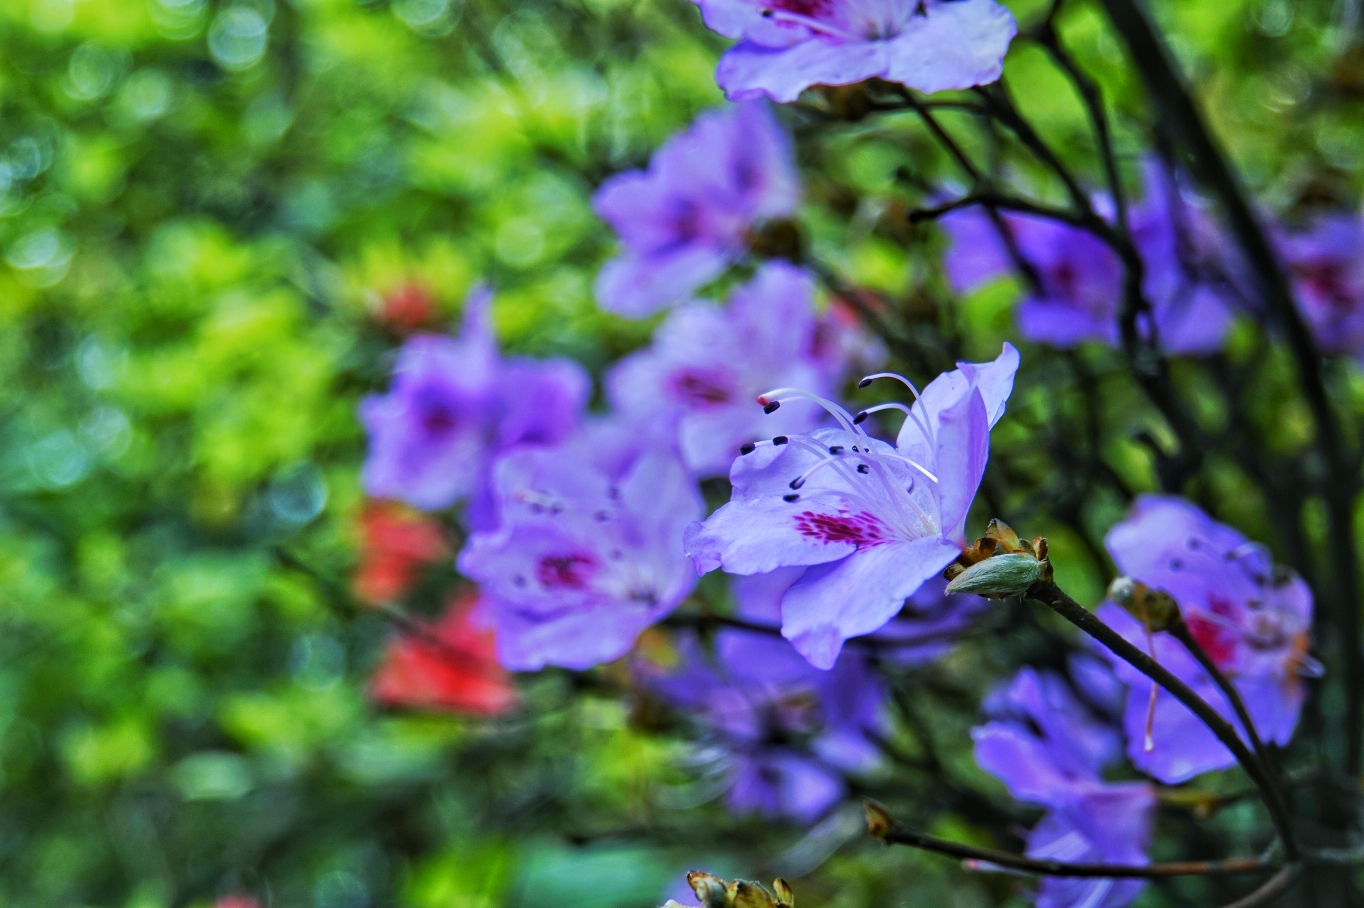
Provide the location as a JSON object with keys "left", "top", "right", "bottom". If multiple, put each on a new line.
{"left": 795, "top": 509, "right": 888, "bottom": 546}
{"left": 673, "top": 369, "right": 734, "bottom": 407}
{"left": 536, "top": 554, "right": 596, "bottom": 589}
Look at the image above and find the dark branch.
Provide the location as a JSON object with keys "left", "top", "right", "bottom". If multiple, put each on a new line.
{"left": 1026, "top": 579, "right": 1299, "bottom": 859}
{"left": 866, "top": 802, "right": 1274, "bottom": 878}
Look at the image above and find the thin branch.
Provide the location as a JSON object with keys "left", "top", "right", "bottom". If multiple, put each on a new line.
{"left": 1217, "top": 864, "right": 1299, "bottom": 908}
{"left": 1030, "top": 23, "right": 1130, "bottom": 234}
{"left": 867, "top": 802, "right": 1274, "bottom": 878}
{"left": 1096, "top": 0, "right": 1364, "bottom": 775}
{"left": 909, "top": 192, "right": 1099, "bottom": 232}
{"left": 1026, "top": 579, "right": 1299, "bottom": 860}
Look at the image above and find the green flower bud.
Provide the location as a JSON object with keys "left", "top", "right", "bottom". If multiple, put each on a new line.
{"left": 944, "top": 552, "right": 1044, "bottom": 597}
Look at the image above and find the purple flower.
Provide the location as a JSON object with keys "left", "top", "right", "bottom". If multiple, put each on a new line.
{"left": 593, "top": 102, "right": 799, "bottom": 317}
{"left": 1128, "top": 160, "right": 1236, "bottom": 355}
{"left": 360, "top": 288, "right": 590, "bottom": 527}
{"left": 944, "top": 162, "right": 1234, "bottom": 354}
{"left": 973, "top": 667, "right": 1155, "bottom": 908}
{"left": 1096, "top": 495, "right": 1317, "bottom": 783}
{"left": 1279, "top": 213, "right": 1364, "bottom": 359}
{"left": 734, "top": 568, "right": 988, "bottom": 664}
{"left": 684, "top": 344, "right": 1019, "bottom": 668}
{"left": 642, "top": 626, "right": 886, "bottom": 822}
{"left": 693, "top": 0, "right": 1017, "bottom": 104}
{"left": 608, "top": 263, "right": 874, "bottom": 476}
{"left": 457, "top": 422, "right": 704, "bottom": 670}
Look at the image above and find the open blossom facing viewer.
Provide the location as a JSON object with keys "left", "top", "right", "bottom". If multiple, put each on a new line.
{"left": 973, "top": 667, "right": 1154, "bottom": 908}
{"left": 608, "top": 262, "right": 873, "bottom": 476}
{"left": 944, "top": 162, "right": 1234, "bottom": 354}
{"left": 685, "top": 343, "right": 1019, "bottom": 668}
{"left": 640, "top": 624, "right": 886, "bottom": 822}
{"left": 693, "top": 0, "right": 1016, "bottom": 104}
{"left": 1097, "top": 496, "right": 1317, "bottom": 783}
{"left": 458, "top": 424, "right": 703, "bottom": 670}
{"left": 369, "top": 592, "right": 517, "bottom": 716}
{"left": 1279, "top": 213, "right": 1364, "bottom": 360}
{"left": 593, "top": 102, "right": 798, "bottom": 317}
{"left": 359, "top": 287, "right": 589, "bottom": 526}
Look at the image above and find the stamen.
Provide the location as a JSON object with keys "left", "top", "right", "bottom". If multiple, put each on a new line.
{"left": 857, "top": 464, "right": 869, "bottom": 474}
{"left": 783, "top": 494, "right": 799, "bottom": 502}
{"left": 757, "top": 388, "right": 866, "bottom": 437}
{"left": 763, "top": 401, "right": 781, "bottom": 414}
{"left": 773, "top": 436, "right": 788, "bottom": 445}
{"left": 856, "top": 374, "right": 937, "bottom": 455}
{"left": 859, "top": 372, "right": 925, "bottom": 399}
{"left": 757, "top": 6, "right": 862, "bottom": 41}
{"left": 854, "top": 403, "right": 912, "bottom": 424}
{"left": 739, "top": 442, "right": 756, "bottom": 455}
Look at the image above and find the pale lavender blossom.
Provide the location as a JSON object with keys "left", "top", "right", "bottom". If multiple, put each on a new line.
{"left": 973, "top": 667, "right": 1155, "bottom": 908}
{"left": 359, "top": 288, "right": 589, "bottom": 527}
{"left": 684, "top": 343, "right": 1019, "bottom": 668}
{"left": 944, "top": 162, "right": 1234, "bottom": 354}
{"left": 735, "top": 568, "right": 988, "bottom": 663}
{"left": 1279, "top": 213, "right": 1364, "bottom": 360}
{"left": 641, "top": 624, "right": 886, "bottom": 822}
{"left": 608, "top": 262, "right": 877, "bottom": 476}
{"left": 1096, "top": 496, "right": 1317, "bottom": 783}
{"left": 593, "top": 102, "right": 799, "bottom": 317}
{"left": 693, "top": 0, "right": 1017, "bottom": 104}
{"left": 457, "top": 423, "right": 703, "bottom": 670}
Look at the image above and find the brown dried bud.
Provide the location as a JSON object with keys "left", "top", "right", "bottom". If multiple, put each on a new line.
{"left": 864, "top": 800, "right": 895, "bottom": 840}
{"left": 745, "top": 219, "right": 804, "bottom": 262}
{"left": 662, "top": 872, "right": 794, "bottom": 908}
{"left": 943, "top": 519, "right": 1051, "bottom": 598}
{"left": 1107, "top": 576, "right": 1181, "bottom": 632}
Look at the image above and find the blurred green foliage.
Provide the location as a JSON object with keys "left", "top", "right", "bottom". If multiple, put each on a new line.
{"left": 3, "top": 0, "right": 1363, "bottom": 905}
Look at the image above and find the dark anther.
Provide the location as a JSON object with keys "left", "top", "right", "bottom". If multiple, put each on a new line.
{"left": 761, "top": 7, "right": 773, "bottom": 15}
{"left": 857, "top": 377, "right": 873, "bottom": 388}
{"left": 740, "top": 442, "right": 757, "bottom": 455}
{"left": 773, "top": 436, "right": 789, "bottom": 445}
{"left": 857, "top": 464, "right": 870, "bottom": 474}
{"left": 789, "top": 478, "right": 805, "bottom": 490}
{"left": 829, "top": 445, "right": 844, "bottom": 454}
{"left": 783, "top": 493, "right": 799, "bottom": 502}
{"left": 763, "top": 401, "right": 781, "bottom": 414}
{"left": 853, "top": 411, "right": 870, "bottom": 424}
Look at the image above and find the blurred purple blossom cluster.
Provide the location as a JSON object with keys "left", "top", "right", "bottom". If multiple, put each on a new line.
{"left": 349, "top": 10, "right": 1347, "bottom": 906}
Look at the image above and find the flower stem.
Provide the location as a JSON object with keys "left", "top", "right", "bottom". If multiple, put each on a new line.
{"left": 1027, "top": 578, "right": 1299, "bottom": 860}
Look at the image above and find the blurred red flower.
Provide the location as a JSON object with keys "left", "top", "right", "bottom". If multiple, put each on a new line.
{"left": 379, "top": 282, "right": 437, "bottom": 332}
{"left": 370, "top": 593, "right": 517, "bottom": 716}
{"left": 214, "top": 896, "right": 261, "bottom": 908}
{"left": 353, "top": 501, "right": 450, "bottom": 605}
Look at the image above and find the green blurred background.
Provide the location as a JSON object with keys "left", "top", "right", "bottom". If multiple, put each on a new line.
{"left": 2, "top": 0, "right": 1360, "bottom": 905}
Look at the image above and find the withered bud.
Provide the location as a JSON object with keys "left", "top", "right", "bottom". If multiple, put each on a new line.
{"left": 1107, "top": 577, "right": 1182, "bottom": 632}
{"left": 943, "top": 519, "right": 1050, "bottom": 598}
{"left": 864, "top": 800, "right": 895, "bottom": 840}
{"left": 663, "top": 872, "right": 794, "bottom": 908}
{"left": 745, "top": 219, "right": 804, "bottom": 262}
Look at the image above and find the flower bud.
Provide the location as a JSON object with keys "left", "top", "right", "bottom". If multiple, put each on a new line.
{"left": 944, "top": 553, "right": 1045, "bottom": 597}
{"left": 665, "top": 872, "right": 794, "bottom": 908}
{"left": 1107, "top": 576, "right": 1181, "bottom": 632}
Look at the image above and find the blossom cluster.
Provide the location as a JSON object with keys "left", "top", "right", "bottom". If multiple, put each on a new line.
{"left": 346, "top": 14, "right": 1336, "bottom": 908}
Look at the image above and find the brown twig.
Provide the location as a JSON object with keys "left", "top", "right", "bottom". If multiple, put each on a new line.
{"left": 865, "top": 801, "right": 1273, "bottom": 878}
{"left": 1027, "top": 579, "right": 1299, "bottom": 860}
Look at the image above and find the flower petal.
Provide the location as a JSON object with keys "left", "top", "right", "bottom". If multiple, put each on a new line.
{"left": 780, "top": 536, "right": 961, "bottom": 668}
{"left": 595, "top": 245, "right": 733, "bottom": 318}
{"left": 882, "top": 0, "right": 1017, "bottom": 94}
{"left": 716, "top": 38, "right": 889, "bottom": 103}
